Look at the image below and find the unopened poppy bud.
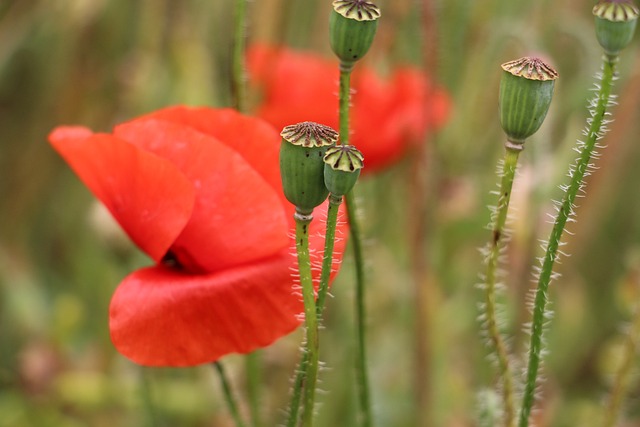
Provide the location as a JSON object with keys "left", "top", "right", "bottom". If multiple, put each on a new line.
{"left": 593, "top": 0, "right": 639, "bottom": 56}
{"left": 323, "top": 145, "right": 364, "bottom": 198}
{"left": 329, "top": 0, "right": 381, "bottom": 66}
{"left": 280, "top": 122, "right": 339, "bottom": 215}
{"left": 499, "top": 57, "right": 558, "bottom": 145}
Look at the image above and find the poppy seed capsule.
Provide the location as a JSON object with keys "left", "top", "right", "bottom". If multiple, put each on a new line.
{"left": 329, "top": 0, "right": 380, "bottom": 65}
{"left": 499, "top": 57, "right": 558, "bottom": 145}
{"left": 323, "top": 145, "right": 364, "bottom": 197}
{"left": 593, "top": 0, "right": 639, "bottom": 56}
{"left": 280, "top": 122, "right": 339, "bottom": 215}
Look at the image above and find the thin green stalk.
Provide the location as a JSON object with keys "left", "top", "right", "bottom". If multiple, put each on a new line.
{"left": 286, "top": 350, "right": 308, "bottom": 427}
{"left": 245, "top": 351, "right": 262, "bottom": 427}
{"left": 316, "top": 194, "right": 342, "bottom": 314}
{"left": 339, "top": 62, "right": 372, "bottom": 427}
{"left": 484, "top": 146, "right": 521, "bottom": 427}
{"left": 286, "top": 196, "right": 342, "bottom": 427}
{"left": 231, "top": 3, "right": 262, "bottom": 425}
{"left": 602, "top": 302, "right": 640, "bottom": 427}
{"left": 232, "top": 0, "right": 247, "bottom": 113}
{"left": 518, "top": 55, "right": 618, "bottom": 427}
{"left": 214, "top": 361, "right": 248, "bottom": 427}
{"left": 295, "top": 212, "right": 320, "bottom": 427}
{"left": 140, "top": 368, "right": 159, "bottom": 427}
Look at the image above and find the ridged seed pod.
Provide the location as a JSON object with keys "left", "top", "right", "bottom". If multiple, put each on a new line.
{"left": 499, "top": 57, "right": 558, "bottom": 145}
{"left": 280, "top": 122, "right": 339, "bottom": 214}
{"left": 323, "top": 145, "right": 364, "bottom": 197}
{"left": 329, "top": 0, "right": 380, "bottom": 65}
{"left": 593, "top": 0, "right": 639, "bottom": 56}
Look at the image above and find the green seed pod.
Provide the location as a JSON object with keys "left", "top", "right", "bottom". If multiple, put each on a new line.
{"left": 329, "top": 0, "right": 381, "bottom": 66}
{"left": 499, "top": 57, "right": 558, "bottom": 145}
{"left": 280, "top": 122, "right": 339, "bottom": 215}
{"left": 593, "top": 0, "right": 639, "bottom": 56}
{"left": 323, "top": 145, "right": 364, "bottom": 197}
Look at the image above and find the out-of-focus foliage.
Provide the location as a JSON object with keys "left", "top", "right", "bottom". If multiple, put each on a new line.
{"left": 2, "top": 0, "right": 640, "bottom": 426}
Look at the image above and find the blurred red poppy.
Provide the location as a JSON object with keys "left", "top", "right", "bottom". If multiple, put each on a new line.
{"left": 247, "top": 44, "right": 452, "bottom": 173}
{"left": 49, "top": 107, "right": 346, "bottom": 367}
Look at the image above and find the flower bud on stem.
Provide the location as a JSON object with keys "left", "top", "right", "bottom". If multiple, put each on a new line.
{"left": 330, "top": 2, "right": 379, "bottom": 424}
{"left": 280, "top": 121, "right": 339, "bottom": 427}
{"left": 483, "top": 57, "right": 557, "bottom": 427}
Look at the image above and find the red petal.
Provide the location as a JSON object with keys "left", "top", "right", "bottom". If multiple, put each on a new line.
{"left": 48, "top": 126, "right": 195, "bottom": 262}
{"left": 134, "top": 107, "right": 284, "bottom": 199}
{"left": 247, "top": 44, "right": 339, "bottom": 132}
{"left": 114, "top": 119, "right": 289, "bottom": 273}
{"left": 109, "top": 252, "right": 302, "bottom": 366}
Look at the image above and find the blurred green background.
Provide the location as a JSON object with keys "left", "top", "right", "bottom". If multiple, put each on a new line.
{"left": 2, "top": 0, "right": 640, "bottom": 426}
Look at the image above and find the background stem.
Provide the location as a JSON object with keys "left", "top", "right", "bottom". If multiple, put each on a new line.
{"left": 339, "top": 62, "right": 372, "bottom": 427}
{"left": 214, "top": 361, "right": 247, "bottom": 427}
{"left": 232, "top": 0, "right": 247, "bottom": 113}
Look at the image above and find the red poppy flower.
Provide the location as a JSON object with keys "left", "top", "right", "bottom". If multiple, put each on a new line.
{"left": 247, "top": 44, "right": 452, "bottom": 173}
{"left": 49, "top": 107, "right": 347, "bottom": 367}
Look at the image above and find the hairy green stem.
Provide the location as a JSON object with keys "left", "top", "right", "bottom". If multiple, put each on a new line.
{"left": 214, "top": 361, "right": 248, "bottom": 427}
{"left": 339, "top": 62, "right": 372, "bottom": 427}
{"left": 286, "top": 196, "right": 342, "bottom": 426}
{"left": 316, "top": 194, "right": 342, "bottom": 314}
{"left": 295, "top": 212, "right": 320, "bottom": 427}
{"left": 602, "top": 302, "right": 640, "bottom": 427}
{"left": 518, "top": 55, "right": 617, "bottom": 427}
{"left": 484, "top": 146, "right": 520, "bottom": 427}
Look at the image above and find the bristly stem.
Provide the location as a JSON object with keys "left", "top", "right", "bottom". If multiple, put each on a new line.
{"left": 484, "top": 145, "right": 521, "bottom": 427}
{"left": 214, "top": 361, "right": 248, "bottom": 427}
{"left": 294, "top": 212, "right": 320, "bottom": 427}
{"left": 286, "top": 196, "right": 342, "bottom": 427}
{"left": 339, "top": 62, "right": 372, "bottom": 427}
{"left": 316, "top": 194, "right": 343, "bottom": 315}
{"left": 518, "top": 55, "right": 618, "bottom": 427}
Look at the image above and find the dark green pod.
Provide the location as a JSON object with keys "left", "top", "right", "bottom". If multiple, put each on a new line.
{"left": 329, "top": 0, "right": 380, "bottom": 66}
{"left": 323, "top": 145, "right": 364, "bottom": 197}
{"left": 280, "top": 122, "right": 339, "bottom": 215}
{"left": 499, "top": 57, "right": 558, "bottom": 145}
{"left": 593, "top": 0, "right": 639, "bottom": 56}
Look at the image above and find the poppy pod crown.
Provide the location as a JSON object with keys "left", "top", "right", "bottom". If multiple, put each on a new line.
{"left": 593, "top": 0, "right": 639, "bottom": 55}
{"left": 280, "top": 121, "right": 338, "bottom": 215}
{"left": 323, "top": 144, "right": 364, "bottom": 197}
{"left": 329, "top": 0, "right": 381, "bottom": 65}
{"left": 499, "top": 57, "right": 558, "bottom": 145}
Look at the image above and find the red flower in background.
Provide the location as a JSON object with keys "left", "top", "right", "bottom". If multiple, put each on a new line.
{"left": 247, "top": 44, "right": 452, "bottom": 173}
{"left": 49, "top": 107, "right": 346, "bottom": 367}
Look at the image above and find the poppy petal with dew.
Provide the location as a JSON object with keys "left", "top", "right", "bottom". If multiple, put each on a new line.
{"left": 114, "top": 118, "right": 290, "bottom": 274}
{"left": 49, "top": 127, "right": 195, "bottom": 262}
